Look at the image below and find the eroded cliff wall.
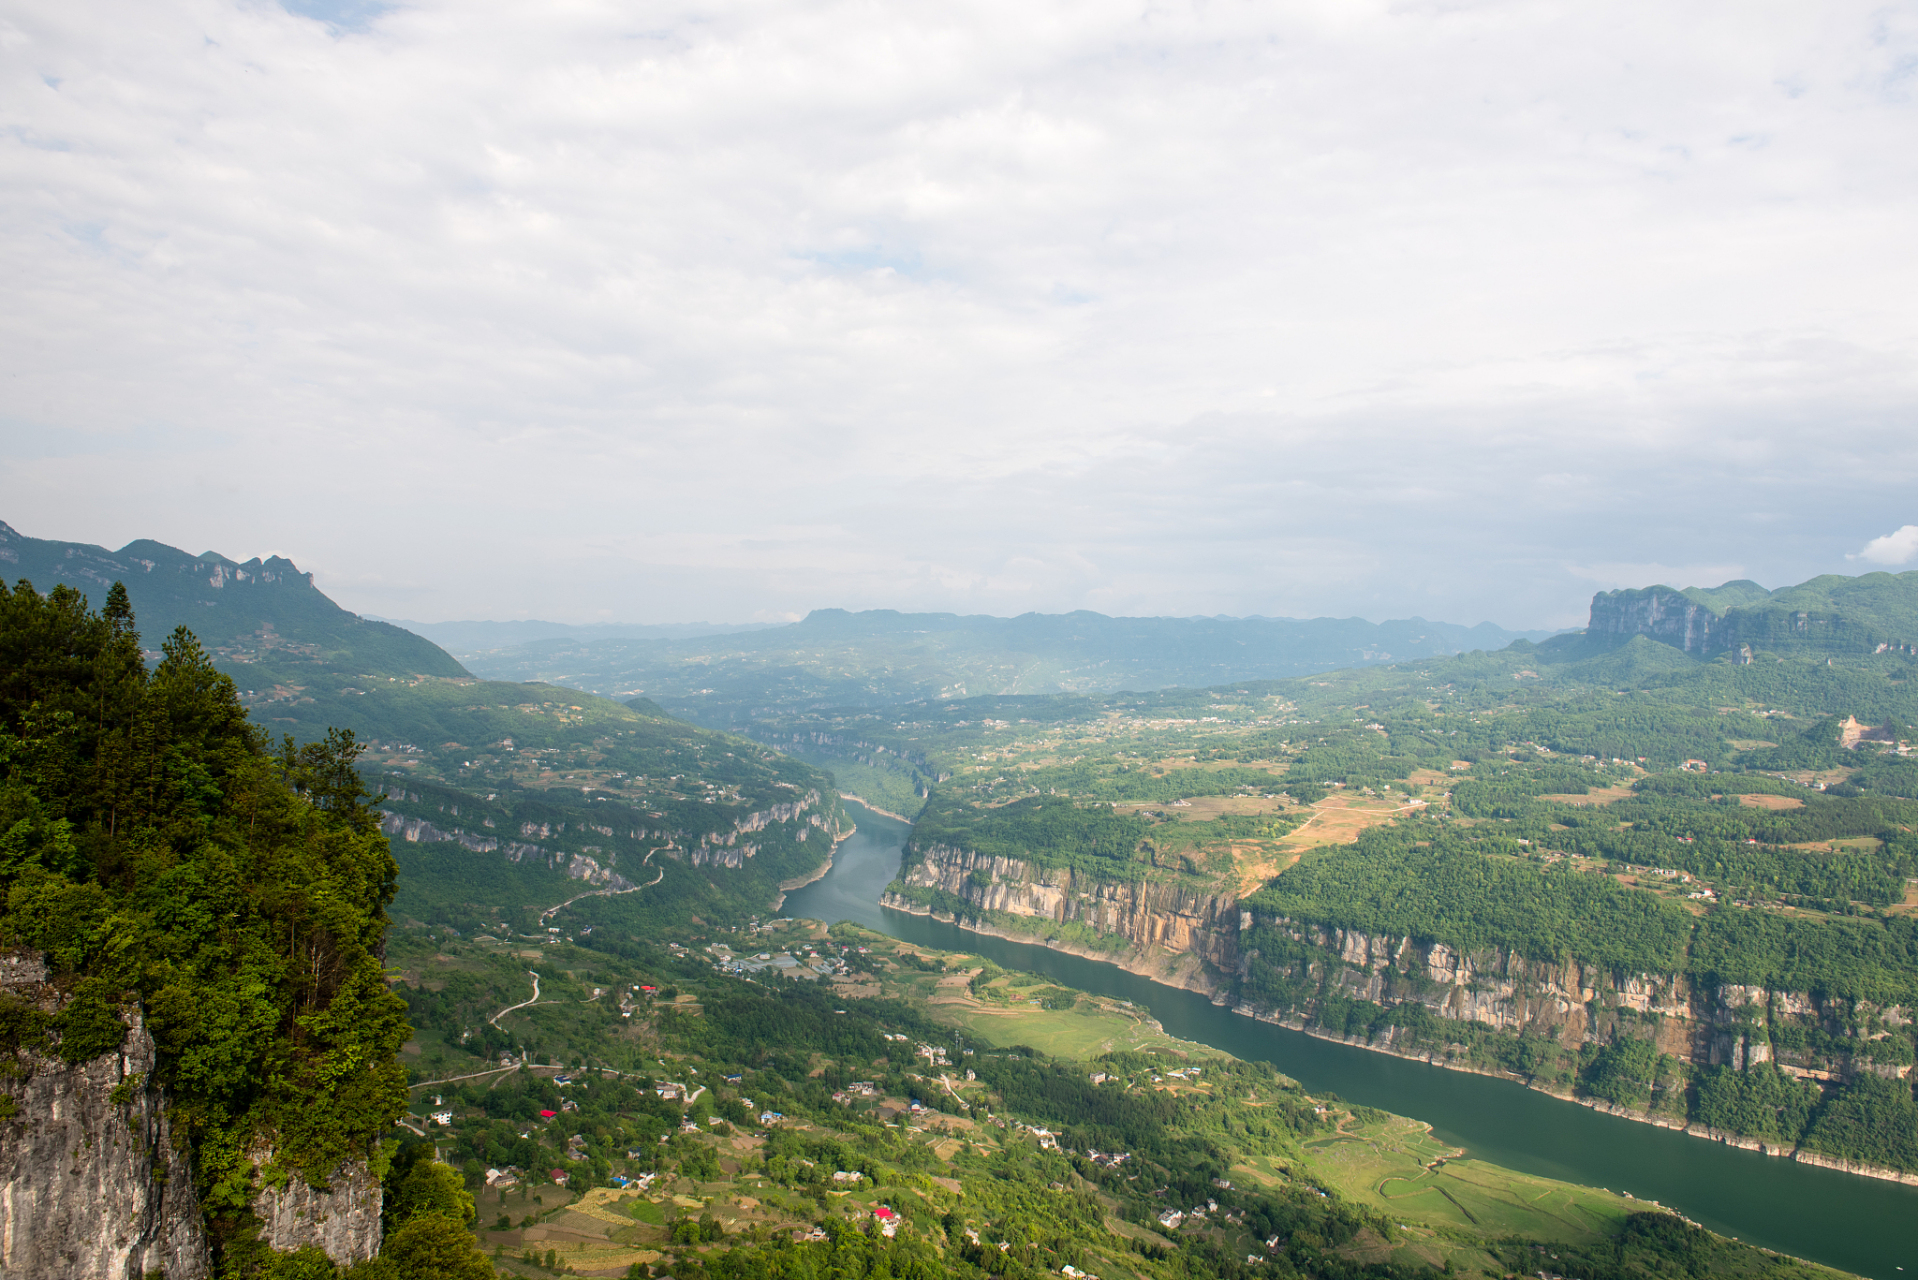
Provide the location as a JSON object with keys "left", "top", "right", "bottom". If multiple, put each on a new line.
{"left": 249, "top": 1146, "right": 384, "bottom": 1263}
{"left": 1587, "top": 586, "right": 1723, "bottom": 654}
{"left": 0, "top": 952, "right": 211, "bottom": 1280}
{"left": 883, "top": 843, "right": 1244, "bottom": 983}
{"left": 892, "top": 845, "right": 1912, "bottom": 1091}
{"left": 0, "top": 951, "right": 387, "bottom": 1276}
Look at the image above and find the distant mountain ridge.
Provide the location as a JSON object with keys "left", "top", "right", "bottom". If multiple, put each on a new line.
{"left": 0, "top": 519, "right": 465, "bottom": 678}
{"left": 1572, "top": 571, "right": 1918, "bottom": 661}
{"left": 377, "top": 617, "right": 781, "bottom": 649}
{"left": 446, "top": 604, "right": 1563, "bottom": 723}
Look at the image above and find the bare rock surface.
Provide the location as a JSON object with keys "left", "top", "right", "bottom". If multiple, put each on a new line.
{"left": 0, "top": 951, "right": 211, "bottom": 1280}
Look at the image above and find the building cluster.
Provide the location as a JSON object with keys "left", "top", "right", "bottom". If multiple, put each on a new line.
{"left": 830, "top": 1081, "right": 879, "bottom": 1104}
{"left": 1011, "top": 1122, "right": 1060, "bottom": 1150}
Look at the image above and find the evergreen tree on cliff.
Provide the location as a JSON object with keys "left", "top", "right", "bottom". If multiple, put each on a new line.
{"left": 0, "top": 580, "right": 490, "bottom": 1278}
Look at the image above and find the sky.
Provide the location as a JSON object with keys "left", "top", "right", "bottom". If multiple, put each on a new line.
{"left": 2, "top": 0, "right": 1916, "bottom": 630}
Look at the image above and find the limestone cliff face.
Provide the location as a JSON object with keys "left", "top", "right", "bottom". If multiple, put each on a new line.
{"left": 1245, "top": 918, "right": 1909, "bottom": 1077}
{"left": 887, "top": 846, "right": 1911, "bottom": 1088}
{"left": 1580, "top": 584, "right": 1908, "bottom": 658}
{"left": 383, "top": 788, "right": 839, "bottom": 881}
{"left": 883, "top": 844, "right": 1244, "bottom": 978}
{"left": 0, "top": 952, "right": 211, "bottom": 1280}
{"left": 0, "top": 952, "right": 387, "bottom": 1276}
{"left": 1256, "top": 918, "right": 1697, "bottom": 1053}
{"left": 1587, "top": 586, "right": 1723, "bottom": 654}
{"left": 248, "top": 1145, "right": 383, "bottom": 1263}
{"left": 379, "top": 812, "right": 636, "bottom": 889}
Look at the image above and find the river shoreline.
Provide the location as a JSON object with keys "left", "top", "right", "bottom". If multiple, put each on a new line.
{"left": 879, "top": 896, "right": 1918, "bottom": 1190}
{"left": 771, "top": 823, "right": 858, "bottom": 910}
{"left": 837, "top": 793, "right": 915, "bottom": 823}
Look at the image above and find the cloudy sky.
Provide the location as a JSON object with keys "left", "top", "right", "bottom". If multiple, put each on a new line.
{"left": 3, "top": 0, "right": 1915, "bottom": 629}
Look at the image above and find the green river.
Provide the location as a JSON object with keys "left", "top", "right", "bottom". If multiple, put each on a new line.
{"left": 783, "top": 803, "right": 1917, "bottom": 1280}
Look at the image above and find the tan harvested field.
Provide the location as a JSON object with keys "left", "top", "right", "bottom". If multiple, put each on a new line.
{"left": 1739, "top": 792, "right": 1804, "bottom": 810}
{"left": 1276, "top": 796, "right": 1423, "bottom": 851}
{"left": 1111, "top": 792, "right": 1294, "bottom": 822}
{"left": 1232, "top": 845, "right": 1301, "bottom": 895}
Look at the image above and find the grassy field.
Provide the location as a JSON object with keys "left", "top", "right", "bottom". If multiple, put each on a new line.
{"left": 1296, "top": 1113, "right": 1640, "bottom": 1243}
{"left": 837, "top": 927, "right": 1222, "bottom": 1062}
{"left": 934, "top": 988, "right": 1218, "bottom": 1061}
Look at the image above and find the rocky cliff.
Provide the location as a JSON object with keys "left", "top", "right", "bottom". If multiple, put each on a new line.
{"left": 0, "top": 951, "right": 385, "bottom": 1276}
{"left": 248, "top": 1144, "right": 384, "bottom": 1263}
{"left": 882, "top": 843, "right": 1244, "bottom": 986}
{"left": 379, "top": 811, "right": 638, "bottom": 889}
{"left": 0, "top": 952, "right": 211, "bottom": 1280}
{"left": 1586, "top": 586, "right": 1724, "bottom": 654}
{"left": 892, "top": 844, "right": 1914, "bottom": 1093}
{"left": 1582, "top": 581, "right": 1912, "bottom": 659}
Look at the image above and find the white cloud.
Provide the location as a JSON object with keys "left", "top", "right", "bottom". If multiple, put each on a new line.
{"left": 1, "top": 0, "right": 1915, "bottom": 627}
{"left": 1854, "top": 526, "right": 1918, "bottom": 567}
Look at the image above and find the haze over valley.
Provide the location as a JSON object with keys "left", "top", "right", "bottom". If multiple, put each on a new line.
{"left": 5, "top": 3, "right": 1917, "bottom": 1279}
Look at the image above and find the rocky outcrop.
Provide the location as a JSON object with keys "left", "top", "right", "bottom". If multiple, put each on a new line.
{"left": 379, "top": 812, "right": 634, "bottom": 888}
{"left": 381, "top": 811, "right": 547, "bottom": 861}
{"left": 1581, "top": 583, "right": 1910, "bottom": 658}
{"left": 0, "top": 953, "right": 211, "bottom": 1280}
{"left": 249, "top": 1146, "right": 383, "bottom": 1263}
{"left": 1789, "top": 1148, "right": 1918, "bottom": 1186}
{"left": 1587, "top": 586, "right": 1723, "bottom": 654}
{"left": 897, "top": 844, "right": 1917, "bottom": 1094}
{"left": 690, "top": 791, "right": 833, "bottom": 866}
{"left": 884, "top": 844, "right": 1243, "bottom": 981}
{"left": 1262, "top": 917, "right": 1693, "bottom": 1051}
{"left": 1248, "top": 919, "right": 1911, "bottom": 1080}
{"left": 0, "top": 952, "right": 391, "bottom": 1276}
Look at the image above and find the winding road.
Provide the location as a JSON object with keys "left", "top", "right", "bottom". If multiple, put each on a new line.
{"left": 538, "top": 842, "right": 670, "bottom": 924}
{"left": 489, "top": 970, "right": 543, "bottom": 1027}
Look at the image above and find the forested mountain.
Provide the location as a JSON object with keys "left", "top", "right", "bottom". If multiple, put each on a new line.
{"left": 0, "top": 519, "right": 466, "bottom": 680}
{"left": 1581, "top": 570, "right": 1918, "bottom": 659}
{"left": 0, "top": 526, "right": 852, "bottom": 1016}
{"left": 445, "top": 607, "right": 1560, "bottom": 724}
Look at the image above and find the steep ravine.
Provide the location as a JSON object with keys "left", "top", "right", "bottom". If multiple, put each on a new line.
{"left": 885, "top": 845, "right": 1918, "bottom": 1186}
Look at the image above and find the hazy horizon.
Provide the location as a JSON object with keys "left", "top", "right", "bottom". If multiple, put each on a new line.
{"left": 4, "top": 1, "right": 1914, "bottom": 630}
